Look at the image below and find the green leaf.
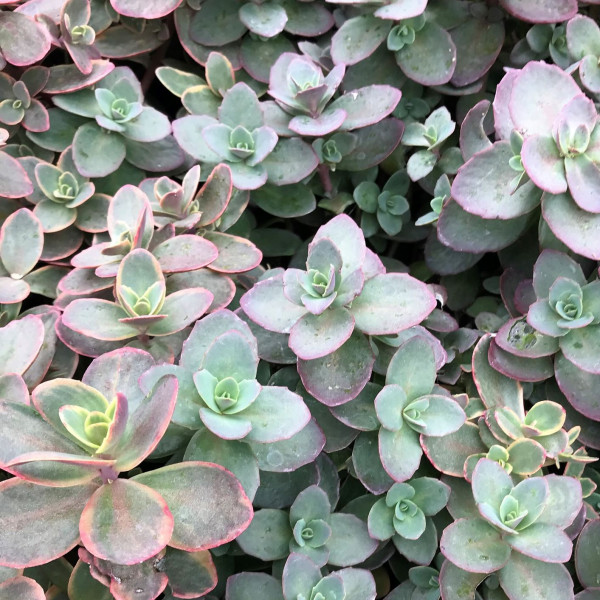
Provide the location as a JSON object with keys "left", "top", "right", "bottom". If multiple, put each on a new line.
{"left": 61, "top": 299, "right": 136, "bottom": 341}
{"left": 472, "top": 458, "right": 513, "bottom": 512}
{"left": 236, "top": 509, "right": 291, "bottom": 560}
{"left": 67, "top": 560, "right": 112, "bottom": 600}
{"left": 0, "top": 478, "right": 96, "bottom": 568}
{"left": 0, "top": 208, "right": 43, "bottom": 279}
{"left": 350, "top": 274, "right": 436, "bottom": 336}
{"left": 72, "top": 122, "right": 126, "bottom": 177}
{"left": 440, "top": 518, "right": 511, "bottom": 574}
{"left": 375, "top": 384, "right": 409, "bottom": 431}
{"left": 379, "top": 425, "right": 423, "bottom": 482}
{"left": 439, "top": 561, "right": 487, "bottom": 600}
{"left": 411, "top": 477, "right": 450, "bottom": 516}
{"left": 507, "top": 438, "right": 546, "bottom": 475}
{"left": 537, "top": 474, "right": 582, "bottom": 528}
{"left": 328, "top": 513, "right": 379, "bottom": 566}
{"left": 393, "top": 517, "right": 438, "bottom": 565}
{"left": 226, "top": 573, "right": 284, "bottom": 600}
{"left": 386, "top": 336, "right": 437, "bottom": 400}
{"left": 413, "top": 395, "right": 466, "bottom": 437}
{"left": 330, "top": 15, "right": 391, "bottom": 66}
{"left": 0, "top": 315, "right": 44, "bottom": 376}
{"left": 201, "top": 330, "right": 258, "bottom": 382}
{"left": 368, "top": 498, "right": 395, "bottom": 540}
{"left": 132, "top": 461, "right": 253, "bottom": 551}
{"left": 290, "top": 485, "right": 331, "bottom": 523}
{"left": 165, "top": 547, "right": 217, "bottom": 598}
{"left": 79, "top": 478, "right": 173, "bottom": 565}
{"left": 239, "top": 2, "right": 287, "bottom": 38}
{"left": 505, "top": 523, "right": 572, "bottom": 562}
{"left": 559, "top": 325, "right": 600, "bottom": 374}
{"left": 498, "top": 553, "right": 574, "bottom": 600}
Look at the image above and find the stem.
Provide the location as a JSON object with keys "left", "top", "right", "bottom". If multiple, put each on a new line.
{"left": 318, "top": 164, "right": 333, "bottom": 197}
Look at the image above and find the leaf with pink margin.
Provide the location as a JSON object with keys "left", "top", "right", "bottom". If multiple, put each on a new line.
{"left": 452, "top": 141, "right": 542, "bottom": 219}
{"left": 0, "top": 153, "right": 33, "bottom": 198}
{"left": 61, "top": 299, "right": 136, "bottom": 341}
{"left": 83, "top": 348, "right": 155, "bottom": 414}
{"left": 440, "top": 517, "right": 511, "bottom": 574}
{"left": 437, "top": 200, "right": 530, "bottom": 253}
{"left": 0, "top": 12, "right": 50, "bottom": 66}
{"left": 262, "top": 138, "right": 319, "bottom": 186}
{"left": 241, "top": 274, "right": 307, "bottom": 334}
{"left": 152, "top": 234, "right": 218, "bottom": 273}
{"left": 289, "top": 309, "right": 355, "bottom": 360}
{"left": 79, "top": 478, "right": 174, "bottom": 565}
{"left": 239, "top": 2, "right": 287, "bottom": 38}
{"left": 351, "top": 430, "right": 393, "bottom": 494}
{"left": 330, "top": 15, "right": 391, "bottom": 66}
{"left": 0, "top": 374, "right": 29, "bottom": 405}
{"left": 0, "top": 576, "right": 45, "bottom": 599}
{"left": 493, "top": 69, "right": 518, "bottom": 141}
{"left": 0, "top": 315, "right": 42, "bottom": 377}
{"left": 566, "top": 15, "right": 600, "bottom": 59}
{"left": 473, "top": 334, "right": 524, "bottom": 416}
{"left": 555, "top": 353, "right": 600, "bottom": 420}
{"left": 396, "top": 22, "right": 456, "bottom": 86}
{"left": 289, "top": 109, "right": 347, "bottom": 137}
{"left": 0, "top": 208, "right": 43, "bottom": 278}
{"left": 298, "top": 330, "right": 375, "bottom": 406}
{"left": 45, "top": 61, "right": 114, "bottom": 94}
{"left": 509, "top": 62, "right": 580, "bottom": 137}
{"left": 379, "top": 426, "right": 422, "bottom": 482}
{"left": 575, "top": 519, "right": 600, "bottom": 589}
{"left": 0, "top": 401, "right": 87, "bottom": 470}
{"left": 243, "top": 385, "right": 311, "bottom": 443}
{"left": 204, "top": 231, "right": 263, "bottom": 273}
{"left": 165, "top": 547, "right": 218, "bottom": 598}
{"left": 459, "top": 100, "right": 493, "bottom": 161}
{"left": 498, "top": 553, "right": 574, "bottom": 600}
{"left": 421, "top": 422, "right": 487, "bottom": 476}
{"left": 499, "top": 0, "right": 576, "bottom": 23}
{"left": 6, "top": 452, "right": 118, "bottom": 487}
{"left": 537, "top": 474, "right": 582, "bottom": 529}
{"left": 580, "top": 55, "right": 600, "bottom": 94}
{"left": 504, "top": 523, "right": 572, "bottom": 563}
{"left": 247, "top": 418, "right": 325, "bottom": 473}
{"left": 114, "top": 374, "right": 178, "bottom": 471}
{"left": 488, "top": 340, "right": 554, "bottom": 382}
{"left": 55, "top": 318, "right": 124, "bottom": 359}
{"left": 542, "top": 192, "right": 600, "bottom": 260}
{"left": 133, "top": 461, "right": 253, "bottom": 551}
{"left": 0, "top": 478, "right": 97, "bottom": 568}
{"left": 107, "top": 184, "right": 154, "bottom": 247}
{"left": 110, "top": 0, "right": 183, "bottom": 18}
{"left": 385, "top": 336, "right": 436, "bottom": 400}
{"left": 145, "top": 288, "right": 213, "bottom": 336}
{"left": 521, "top": 135, "right": 567, "bottom": 193}
{"left": 330, "top": 85, "right": 401, "bottom": 131}
{"left": 374, "top": 0, "right": 427, "bottom": 19}
{"left": 559, "top": 325, "right": 600, "bottom": 374}
{"left": 532, "top": 249, "right": 586, "bottom": 297}
{"left": 565, "top": 155, "right": 600, "bottom": 213}
{"left": 350, "top": 273, "right": 436, "bottom": 336}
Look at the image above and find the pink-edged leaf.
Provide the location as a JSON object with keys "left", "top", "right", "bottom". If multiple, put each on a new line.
{"left": 240, "top": 274, "right": 307, "bottom": 334}
{"left": 132, "top": 461, "right": 253, "bottom": 551}
{"left": 0, "top": 401, "right": 86, "bottom": 470}
{"left": 331, "top": 85, "right": 401, "bottom": 131}
{"left": 55, "top": 318, "right": 125, "bottom": 359}
{"left": 45, "top": 61, "right": 115, "bottom": 94}
{"left": 145, "top": 288, "right": 213, "bottom": 336}
{"left": 0, "top": 208, "right": 43, "bottom": 278}
{"left": 555, "top": 353, "right": 600, "bottom": 421}
{"left": 498, "top": 553, "right": 575, "bottom": 600}
{"left": 204, "top": 231, "right": 263, "bottom": 273}
{"left": 290, "top": 308, "right": 355, "bottom": 360}
{"left": 521, "top": 135, "right": 567, "bottom": 193}
{"left": 197, "top": 163, "right": 233, "bottom": 227}
{"left": 439, "top": 561, "right": 487, "bottom": 600}
{"left": 330, "top": 15, "right": 390, "bottom": 66}
{"left": 153, "top": 234, "right": 218, "bottom": 273}
{"left": 110, "top": 0, "right": 183, "bottom": 18}
{"left": 298, "top": 330, "right": 375, "bottom": 406}
{"left": 289, "top": 109, "right": 347, "bottom": 137}
{"left": 0, "top": 12, "right": 50, "bottom": 66}
{"left": 114, "top": 374, "right": 178, "bottom": 472}
{"left": 0, "top": 276, "right": 29, "bottom": 303}
{"left": 0, "top": 478, "right": 96, "bottom": 568}
{"left": 0, "top": 576, "right": 45, "bottom": 599}
{"left": 499, "top": 0, "right": 577, "bottom": 23}
{"left": 374, "top": 0, "right": 427, "bottom": 19}
{"left": 0, "top": 373, "right": 29, "bottom": 405}
{"left": 452, "top": 141, "right": 542, "bottom": 219}
{"left": 460, "top": 99, "right": 493, "bottom": 161}
{"left": 565, "top": 155, "right": 600, "bottom": 213}
{"left": 243, "top": 385, "right": 311, "bottom": 443}
{"left": 0, "top": 314, "right": 44, "bottom": 376}
{"left": 509, "top": 62, "right": 580, "bottom": 137}
{"left": 542, "top": 192, "right": 600, "bottom": 260}
{"left": 79, "top": 478, "right": 174, "bottom": 565}
{"left": 61, "top": 299, "right": 137, "bottom": 341}
{"left": 505, "top": 523, "right": 572, "bottom": 562}
{"left": 0, "top": 153, "right": 33, "bottom": 198}
{"left": 165, "top": 547, "right": 218, "bottom": 599}
{"left": 379, "top": 426, "right": 423, "bottom": 483}
{"left": 83, "top": 348, "right": 156, "bottom": 414}
{"left": 6, "top": 452, "right": 118, "bottom": 487}
{"left": 350, "top": 273, "right": 436, "bottom": 335}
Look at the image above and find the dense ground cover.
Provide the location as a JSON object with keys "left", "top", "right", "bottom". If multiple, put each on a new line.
{"left": 0, "top": 0, "right": 599, "bottom": 599}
